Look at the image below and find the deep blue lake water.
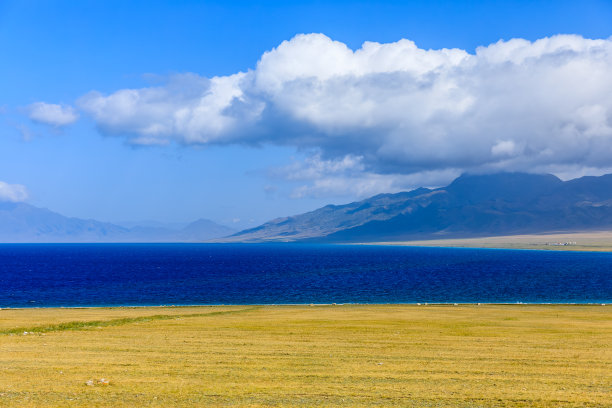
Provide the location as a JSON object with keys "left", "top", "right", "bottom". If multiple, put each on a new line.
{"left": 0, "top": 243, "right": 611, "bottom": 307}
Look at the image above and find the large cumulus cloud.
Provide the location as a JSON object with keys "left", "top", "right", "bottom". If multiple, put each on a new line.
{"left": 77, "top": 33, "right": 612, "bottom": 189}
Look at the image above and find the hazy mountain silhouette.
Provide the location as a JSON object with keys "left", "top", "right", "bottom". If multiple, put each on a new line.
{"left": 228, "top": 172, "right": 612, "bottom": 242}
{"left": 6, "top": 172, "right": 612, "bottom": 243}
{"left": 176, "top": 218, "right": 236, "bottom": 241}
{"left": 0, "top": 202, "right": 235, "bottom": 242}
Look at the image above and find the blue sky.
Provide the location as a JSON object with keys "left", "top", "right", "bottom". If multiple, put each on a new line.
{"left": 1, "top": 1, "right": 612, "bottom": 228}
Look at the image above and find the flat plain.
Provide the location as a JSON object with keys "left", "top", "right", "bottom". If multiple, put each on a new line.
{"left": 0, "top": 304, "right": 610, "bottom": 407}
{"left": 372, "top": 231, "right": 612, "bottom": 252}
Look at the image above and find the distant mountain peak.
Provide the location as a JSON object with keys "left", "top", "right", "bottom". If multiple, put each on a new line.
{"left": 0, "top": 204, "right": 235, "bottom": 243}
{"left": 445, "top": 172, "right": 563, "bottom": 202}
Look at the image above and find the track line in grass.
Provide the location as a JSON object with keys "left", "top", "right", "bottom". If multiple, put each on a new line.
{"left": 0, "top": 306, "right": 260, "bottom": 335}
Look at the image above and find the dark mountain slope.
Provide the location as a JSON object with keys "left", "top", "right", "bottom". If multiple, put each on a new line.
{"left": 229, "top": 172, "right": 612, "bottom": 243}
{"left": 232, "top": 187, "right": 433, "bottom": 241}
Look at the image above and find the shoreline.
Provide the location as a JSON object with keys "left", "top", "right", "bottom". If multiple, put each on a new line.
{"left": 1, "top": 302, "right": 609, "bottom": 310}
{"left": 363, "top": 231, "right": 612, "bottom": 252}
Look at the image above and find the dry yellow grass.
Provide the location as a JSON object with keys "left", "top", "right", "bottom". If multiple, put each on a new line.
{"left": 370, "top": 231, "right": 612, "bottom": 251}
{"left": 0, "top": 304, "right": 610, "bottom": 407}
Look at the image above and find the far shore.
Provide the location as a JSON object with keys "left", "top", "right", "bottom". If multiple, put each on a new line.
{"left": 1, "top": 302, "right": 609, "bottom": 311}
{"left": 365, "top": 231, "right": 612, "bottom": 252}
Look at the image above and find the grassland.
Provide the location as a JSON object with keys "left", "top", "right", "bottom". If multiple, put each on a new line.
{"left": 371, "top": 231, "right": 612, "bottom": 252}
{"left": 0, "top": 304, "right": 610, "bottom": 407}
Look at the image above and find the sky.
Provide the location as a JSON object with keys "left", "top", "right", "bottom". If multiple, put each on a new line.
{"left": 1, "top": 0, "right": 612, "bottom": 228}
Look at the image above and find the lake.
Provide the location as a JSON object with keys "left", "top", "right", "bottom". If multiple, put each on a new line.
{"left": 0, "top": 243, "right": 610, "bottom": 307}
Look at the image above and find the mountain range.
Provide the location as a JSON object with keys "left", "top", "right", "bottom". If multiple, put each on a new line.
{"left": 226, "top": 172, "right": 612, "bottom": 242}
{"left": 0, "top": 202, "right": 235, "bottom": 243}
{"left": 3, "top": 172, "right": 612, "bottom": 243}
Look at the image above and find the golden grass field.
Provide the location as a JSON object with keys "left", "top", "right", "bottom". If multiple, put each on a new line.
{"left": 0, "top": 304, "right": 610, "bottom": 407}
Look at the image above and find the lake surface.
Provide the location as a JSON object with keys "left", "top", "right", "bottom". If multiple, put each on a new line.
{"left": 0, "top": 244, "right": 611, "bottom": 307}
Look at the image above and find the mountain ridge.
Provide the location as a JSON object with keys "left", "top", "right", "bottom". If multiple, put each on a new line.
{"left": 5, "top": 172, "right": 612, "bottom": 243}
{"left": 226, "top": 172, "right": 612, "bottom": 243}
{"left": 0, "top": 202, "right": 235, "bottom": 243}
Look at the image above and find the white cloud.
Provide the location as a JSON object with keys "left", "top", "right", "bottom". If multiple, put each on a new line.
{"left": 279, "top": 154, "right": 459, "bottom": 198}
{"left": 0, "top": 181, "right": 28, "bottom": 202}
{"left": 279, "top": 153, "right": 365, "bottom": 181}
{"left": 78, "top": 73, "right": 255, "bottom": 145}
{"left": 491, "top": 140, "right": 522, "bottom": 157}
{"left": 27, "top": 102, "right": 79, "bottom": 127}
{"left": 289, "top": 173, "right": 429, "bottom": 199}
{"left": 76, "top": 33, "right": 612, "bottom": 189}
